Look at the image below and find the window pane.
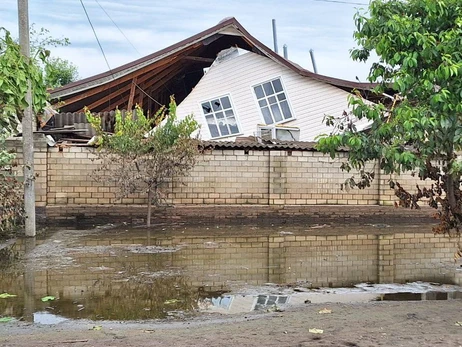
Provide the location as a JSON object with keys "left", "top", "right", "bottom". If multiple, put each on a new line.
{"left": 277, "top": 93, "right": 286, "bottom": 101}
{"left": 206, "top": 115, "right": 219, "bottom": 137}
{"left": 215, "top": 111, "right": 224, "bottom": 119}
{"left": 268, "top": 96, "right": 277, "bottom": 104}
{"left": 225, "top": 110, "right": 234, "bottom": 117}
{"left": 261, "top": 106, "right": 273, "bottom": 124}
{"left": 280, "top": 100, "right": 292, "bottom": 119}
{"left": 254, "top": 85, "right": 264, "bottom": 99}
{"left": 263, "top": 82, "right": 274, "bottom": 96}
{"left": 227, "top": 116, "right": 239, "bottom": 134}
{"left": 202, "top": 102, "right": 212, "bottom": 114}
{"left": 221, "top": 96, "right": 231, "bottom": 109}
{"left": 218, "top": 120, "right": 229, "bottom": 136}
{"left": 273, "top": 78, "right": 283, "bottom": 92}
{"left": 211, "top": 99, "right": 222, "bottom": 111}
{"left": 271, "top": 104, "right": 283, "bottom": 122}
{"left": 259, "top": 99, "right": 267, "bottom": 107}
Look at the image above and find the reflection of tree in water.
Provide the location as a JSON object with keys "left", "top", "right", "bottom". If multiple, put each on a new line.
{"left": 0, "top": 245, "right": 20, "bottom": 270}
{"left": 51, "top": 274, "right": 199, "bottom": 320}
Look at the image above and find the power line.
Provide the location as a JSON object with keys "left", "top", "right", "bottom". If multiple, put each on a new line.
{"left": 79, "top": 0, "right": 112, "bottom": 72}
{"left": 79, "top": 0, "right": 164, "bottom": 110}
{"left": 94, "top": 0, "right": 141, "bottom": 56}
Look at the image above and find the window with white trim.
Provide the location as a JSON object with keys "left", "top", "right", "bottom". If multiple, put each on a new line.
{"left": 201, "top": 96, "right": 240, "bottom": 138}
{"left": 253, "top": 78, "right": 293, "bottom": 125}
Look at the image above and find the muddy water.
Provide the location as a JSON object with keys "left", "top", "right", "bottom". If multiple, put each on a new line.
{"left": 0, "top": 223, "right": 461, "bottom": 323}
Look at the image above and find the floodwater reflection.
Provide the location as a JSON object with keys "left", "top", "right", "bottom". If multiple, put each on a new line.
{"left": 0, "top": 224, "right": 461, "bottom": 322}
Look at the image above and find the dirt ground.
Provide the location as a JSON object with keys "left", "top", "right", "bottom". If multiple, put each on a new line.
{"left": 1, "top": 300, "right": 462, "bottom": 347}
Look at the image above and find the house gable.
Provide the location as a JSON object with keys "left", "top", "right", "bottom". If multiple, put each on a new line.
{"left": 177, "top": 51, "right": 364, "bottom": 141}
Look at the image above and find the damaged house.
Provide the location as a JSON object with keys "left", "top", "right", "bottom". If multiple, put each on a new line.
{"left": 49, "top": 17, "right": 382, "bottom": 142}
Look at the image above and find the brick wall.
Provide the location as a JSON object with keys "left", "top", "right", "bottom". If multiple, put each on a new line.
{"left": 5, "top": 136, "right": 435, "bottom": 220}
{"left": 6, "top": 136, "right": 48, "bottom": 208}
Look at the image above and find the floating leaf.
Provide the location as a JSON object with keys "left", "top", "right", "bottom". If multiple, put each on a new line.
{"left": 41, "top": 296, "right": 55, "bottom": 302}
{"left": 0, "top": 293, "right": 17, "bottom": 299}
{"left": 318, "top": 308, "right": 332, "bottom": 314}
{"left": 164, "top": 299, "right": 181, "bottom": 305}
{"left": 0, "top": 317, "right": 13, "bottom": 323}
{"left": 91, "top": 325, "right": 102, "bottom": 331}
{"left": 309, "top": 328, "right": 324, "bottom": 334}
{"left": 455, "top": 322, "right": 462, "bottom": 327}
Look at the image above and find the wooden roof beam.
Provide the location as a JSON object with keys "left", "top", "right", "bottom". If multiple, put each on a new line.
{"left": 85, "top": 61, "right": 185, "bottom": 112}
{"left": 182, "top": 56, "right": 215, "bottom": 63}
{"left": 60, "top": 43, "right": 203, "bottom": 108}
{"left": 127, "top": 77, "right": 137, "bottom": 111}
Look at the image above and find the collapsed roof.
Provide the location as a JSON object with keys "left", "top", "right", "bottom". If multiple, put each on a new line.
{"left": 50, "top": 17, "right": 379, "bottom": 115}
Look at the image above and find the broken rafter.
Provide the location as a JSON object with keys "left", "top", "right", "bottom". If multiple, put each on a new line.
{"left": 127, "top": 77, "right": 138, "bottom": 110}
{"left": 61, "top": 43, "right": 203, "bottom": 109}
{"left": 97, "top": 62, "right": 184, "bottom": 112}
{"left": 182, "top": 56, "right": 215, "bottom": 63}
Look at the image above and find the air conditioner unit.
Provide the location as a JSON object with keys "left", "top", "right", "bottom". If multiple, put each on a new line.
{"left": 256, "top": 125, "right": 300, "bottom": 141}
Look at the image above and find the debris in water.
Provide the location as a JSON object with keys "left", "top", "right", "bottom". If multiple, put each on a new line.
{"left": 41, "top": 296, "right": 56, "bottom": 302}
{"left": 278, "top": 231, "right": 294, "bottom": 235}
{"left": 0, "top": 293, "right": 17, "bottom": 299}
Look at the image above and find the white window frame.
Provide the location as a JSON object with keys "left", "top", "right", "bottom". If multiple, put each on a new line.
{"left": 200, "top": 94, "right": 242, "bottom": 139}
{"left": 252, "top": 76, "right": 295, "bottom": 125}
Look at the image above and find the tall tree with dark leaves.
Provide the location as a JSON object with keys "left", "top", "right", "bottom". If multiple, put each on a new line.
{"left": 317, "top": 0, "right": 462, "bottom": 235}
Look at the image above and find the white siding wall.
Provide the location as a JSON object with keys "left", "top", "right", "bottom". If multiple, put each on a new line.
{"left": 176, "top": 51, "right": 361, "bottom": 141}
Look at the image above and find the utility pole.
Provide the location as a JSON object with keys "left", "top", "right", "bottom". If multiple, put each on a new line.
{"left": 18, "top": 0, "right": 36, "bottom": 237}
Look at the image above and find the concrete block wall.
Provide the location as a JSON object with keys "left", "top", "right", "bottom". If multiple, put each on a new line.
{"left": 5, "top": 137, "right": 439, "bottom": 218}
{"left": 172, "top": 149, "right": 381, "bottom": 206}
{"left": 47, "top": 146, "right": 148, "bottom": 206}
{"left": 6, "top": 135, "right": 48, "bottom": 207}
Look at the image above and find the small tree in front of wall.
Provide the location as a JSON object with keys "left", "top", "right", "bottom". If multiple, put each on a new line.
{"left": 87, "top": 97, "right": 200, "bottom": 226}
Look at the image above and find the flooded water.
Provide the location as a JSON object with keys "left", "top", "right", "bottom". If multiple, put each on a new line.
{"left": 1, "top": 223, "right": 462, "bottom": 324}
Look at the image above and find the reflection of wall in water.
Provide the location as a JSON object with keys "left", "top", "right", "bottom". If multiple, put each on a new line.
{"left": 3, "top": 232, "right": 461, "bottom": 302}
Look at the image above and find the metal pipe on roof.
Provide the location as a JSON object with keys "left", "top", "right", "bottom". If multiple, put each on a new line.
{"left": 272, "top": 19, "right": 278, "bottom": 54}
{"left": 283, "top": 44, "right": 288, "bottom": 59}
{"left": 310, "top": 49, "right": 318, "bottom": 74}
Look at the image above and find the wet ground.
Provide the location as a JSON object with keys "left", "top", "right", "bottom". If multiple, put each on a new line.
{"left": 1, "top": 222, "right": 462, "bottom": 325}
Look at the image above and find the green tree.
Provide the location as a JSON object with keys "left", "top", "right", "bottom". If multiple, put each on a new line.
{"left": 29, "top": 25, "right": 79, "bottom": 88}
{"left": 316, "top": 0, "right": 462, "bottom": 235}
{"left": 0, "top": 28, "right": 48, "bottom": 133}
{"left": 44, "top": 57, "right": 79, "bottom": 88}
{"left": 0, "top": 28, "right": 49, "bottom": 236}
{"left": 87, "top": 97, "right": 200, "bottom": 227}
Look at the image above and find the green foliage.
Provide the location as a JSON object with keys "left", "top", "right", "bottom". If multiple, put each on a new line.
{"left": 44, "top": 57, "right": 79, "bottom": 89}
{"left": 28, "top": 25, "right": 78, "bottom": 88}
{"left": 0, "top": 28, "right": 48, "bottom": 133}
{"left": 87, "top": 97, "right": 200, "bottom": 225}
{"left": 317, "top": 0, "right": 462, "bottom": 234}
{"left": 0, "top": 27, "right": 51, "bottom": 237}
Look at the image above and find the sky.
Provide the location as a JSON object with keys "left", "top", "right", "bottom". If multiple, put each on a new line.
{"left": 1, "top": 0, "right": 373, "bottom": 82}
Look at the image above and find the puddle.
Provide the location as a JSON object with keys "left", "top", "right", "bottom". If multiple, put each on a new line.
{"left": 1, "top": 224, "right": 462, "bottom": 323}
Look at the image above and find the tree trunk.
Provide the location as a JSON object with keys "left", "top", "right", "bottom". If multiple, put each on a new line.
{"left": 147, "top": 188, "right": 152, "bottom": 227}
